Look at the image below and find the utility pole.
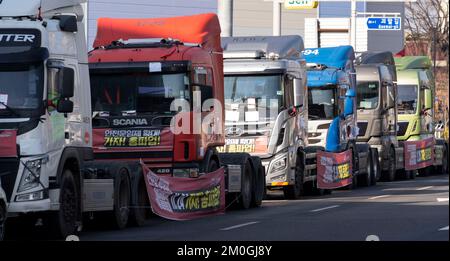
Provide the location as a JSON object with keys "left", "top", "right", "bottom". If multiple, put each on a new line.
{"left": 273, "top": 1, "right": 282, "bottom": 36}
{"left": 218, "top": 0, "right": 234, "bottom": 37}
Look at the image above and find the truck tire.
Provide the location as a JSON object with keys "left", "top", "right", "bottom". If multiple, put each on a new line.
{"left": 437, "top": 145, "right": 448, "bottom": 175}
{"left": 370, "top": 148, "right": 379, "bottom": 186}
{"left": 283, "top": 155, "right": 304, "bottom": 199}
{"left": 384, "top": 147, "right": 396, "bottom": 181}
{"left": 250, "top": 157, "right": 264, "bottom": 207}
{"left": 129, "top": 173, "right": 151, "bottom": 227}
{"left": 408, "top": 170, "right": 417, "bottom": 179}
{"left": 0, "top": 203, "right": 5, "bottom": 241}
{"left": 360, "top": 149, "right": 373, "bottom": 187}
{"left": 51, "top": 169, "right": 80, "bottom": 239}
{"left": 110, "top": 168, "right": 131, "bottom": 229}
{"left": 239, "top": 160, "right": 253, "bottom": 209}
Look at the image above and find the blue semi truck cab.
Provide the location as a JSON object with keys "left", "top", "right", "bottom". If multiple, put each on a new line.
{"left": 303, "top": 46, "right": 376, "bottom": 189}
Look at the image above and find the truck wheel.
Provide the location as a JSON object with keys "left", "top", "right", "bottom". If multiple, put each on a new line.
{"left": 0, "top": 204, "right": 5, "bottom": 241}
{"left": 110, "top": 168, "right": 131, "bottom": 229}
{"left": 283, "top": 156, "right": 304, "bottom": 199}
{"left": 239, "top": 161, "right": 253, "bottom": 209}
{"left": 384, "top": 147, "right": 396, "bottom": 182}
{"left": 408, "top": 170, "right": 417, "bottom": 179}
{"left": 370, "top": 149, "right": 379, "bottom": 186}
{"left": 51, "top": 169, "right": 80, "bottom": 239}
{"left": 438, "top": 145, "right": 448, "bottom": 174}
{"left": 130, "top": 174, "right": 151, "bottom": 227}
{"left": 360, "top": 149, "right": 373, "bottom": 187}
{"left": 250, "top": 157, "right": 264, "bottom": 207}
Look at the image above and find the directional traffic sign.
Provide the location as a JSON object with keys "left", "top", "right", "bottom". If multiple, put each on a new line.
{"left": 366, "top": 17, "right": 401, "bottom": 30}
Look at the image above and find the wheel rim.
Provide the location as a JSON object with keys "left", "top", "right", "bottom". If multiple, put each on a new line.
{"left": 61, "top": 179, "right": 77, "bottom": 233}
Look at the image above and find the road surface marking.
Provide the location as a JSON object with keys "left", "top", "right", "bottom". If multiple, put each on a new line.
{"left": 220, "top": 221, "right": 260, "bottom": 231}
{"left": 368, "top": 195, "right": 391, "bottom": 200}
{"left": 310, "top": 205, "right": 340, "bottom": 213}
{"left": 416, "top": 186, "right": 433, "bottom": 191}
{"left": 438, "top": 226, "right": 449, "bottom": 231}
{"left": 437, "top": 197, "right": 449, "bottom": 202}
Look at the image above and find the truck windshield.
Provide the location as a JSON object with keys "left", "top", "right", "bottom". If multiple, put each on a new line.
{"left": 397, "top": 84, "right": 418, "bottom": 114}
{"left": 0, "top": 63, "right": 44, "bottom": 113}
{"left": 356, "top": 81, "right": 379, "bottom": 109}
{"left": 308, "top": 87, "right": 337, "bottom": 120}
{"left": 90, "top": 72, "right": 189, "bottom": 116}
{"left": 224, "top": 75, "right": 283, "bottom": 120}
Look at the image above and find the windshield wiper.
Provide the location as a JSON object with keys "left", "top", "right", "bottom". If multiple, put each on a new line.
{"left": 0, "top": 101, "right": 21, "bottom": 117}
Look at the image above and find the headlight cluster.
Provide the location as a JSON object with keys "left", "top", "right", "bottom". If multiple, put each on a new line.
{"left": 18, "top": 159, "right": 43, "bottom": 193}
{"left": 270, "top": 157, "right": 287, "bottom": 173}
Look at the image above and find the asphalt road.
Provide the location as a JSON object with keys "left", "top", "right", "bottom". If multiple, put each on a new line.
{"left": 79, "top": 174, "right": 449, "bottom": 241}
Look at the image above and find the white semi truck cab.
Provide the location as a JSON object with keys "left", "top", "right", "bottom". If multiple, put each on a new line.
{"left": 0, "top": 0, "right": 92, "bottom": 238}
{"left": 220, "top": 36, "right": 309, "bottom": 199}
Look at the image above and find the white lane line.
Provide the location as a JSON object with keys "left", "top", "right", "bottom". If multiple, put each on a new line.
{"left": 437, "top": 197, "right": 449, "bottom": 202}
{"left": 368, "top": 195, "right": 391, "bottom": 200}
{"left": 416, "top": 186, "right": 433, "bottom": 191}
{"left": 310, "top": 205, "right": 340, "bottom": 213}
{"left": 438, "top": 226, "right": 449, "bottom": 231}
{"left": 220, "top": 221, "right": 260, "bottom": 231}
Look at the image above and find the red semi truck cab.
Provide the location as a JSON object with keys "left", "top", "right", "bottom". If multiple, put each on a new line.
{"left": 88, "top": 14, "right": 225, "bottom": 176}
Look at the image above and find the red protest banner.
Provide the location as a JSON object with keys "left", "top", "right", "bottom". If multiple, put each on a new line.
{"left": 404, "top": 137, "right": 435, "bottom": 171}
{"left": 317, "top": 149, "right": 353, "bottom": 189}
{"left": 141, "top": 163, "right": 226, "bottom": 221}
{"left": 0, "top": 130, "right": 17, "bottom": 157}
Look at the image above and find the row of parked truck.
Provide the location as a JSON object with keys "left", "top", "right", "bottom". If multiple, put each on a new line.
{"left": 0, "top": 0, "right": 448, "bottom": 240}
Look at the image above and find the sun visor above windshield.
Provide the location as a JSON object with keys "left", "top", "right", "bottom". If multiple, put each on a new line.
{"left": 93, "top": 13, "right": 222, "bottom": 52}
{"left": 0, "top": 47, "right": 49, "bottom": 64}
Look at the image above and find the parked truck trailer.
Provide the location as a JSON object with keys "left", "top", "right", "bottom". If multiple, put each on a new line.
{"left": 395, "top": 56, "right": 448, "bottom": 176}
{"left": 87, "top": 13, "right": 265, "bottom": 221}
{"left": 218, "top": 36, "right": 309, "bottom": 199}
{"left": 303, "top": 46, "right": 376, "bottom": 189}
{"left": 0, "top": 0, "right": 93, "bottom": 238}
{"left": 355, "top": 51, "right": 405, "bottom": 181}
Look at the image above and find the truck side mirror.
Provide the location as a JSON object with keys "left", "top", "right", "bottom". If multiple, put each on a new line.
{"left": 293, "top": 78, "right": 304, "bottom": 108}
{"left": 58, "top": 15, "right": 78, "bottom": 32}
{"left": 424, "top": 88, "right": 432, "bottom": 110}
{"left": 57, "top": 100, "right": 74, "bottom": 113}
{"left": 60, "top": 67, "right": 75, "bottom": 98}
{"left": 385, "top": 84, "right": 395, "bottom": 110}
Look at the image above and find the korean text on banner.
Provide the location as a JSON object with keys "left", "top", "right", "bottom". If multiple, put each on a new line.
{"left": 317, "top": 149, "right": 353, "bottom": 189}
{"left": 141, "top": 162, "right": 226, "bottom": 221}
{"left": 404, "top": 137, "right": 435, "bottom": 171}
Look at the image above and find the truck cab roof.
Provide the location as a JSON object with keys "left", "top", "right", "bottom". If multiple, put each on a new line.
{"left": 356, "top": 51, "right": 397, "bottom": 82}
{"left": 304, "top": 46, "right": 355, "bottom": 87}
{"left": 395, "top": 56, "right": 432, "bottom": 71}
{"left": 0, "top": 0, "right": 86, "bottom": 19}
{"left": 304, "top": 46, "right": 355, "bottom": 69}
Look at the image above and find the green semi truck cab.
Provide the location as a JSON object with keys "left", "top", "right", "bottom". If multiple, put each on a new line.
{"left": 395, "top": 56, "right": 448, "bottom": 175}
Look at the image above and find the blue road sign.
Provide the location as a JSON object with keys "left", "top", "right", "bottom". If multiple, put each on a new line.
{"left": 366, "top": 17, "right": 401, "bottom": 30}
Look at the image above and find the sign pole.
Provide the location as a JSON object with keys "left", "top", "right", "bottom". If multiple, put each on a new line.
{"left": 273, "top": 1, "right": 281, "bottom": 36}
{"left": 350, "top": 0, "right": 357, "bottom": 50}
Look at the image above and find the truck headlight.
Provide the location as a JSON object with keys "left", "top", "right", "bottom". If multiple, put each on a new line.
{"left": 271, "top": 157, "right": 287, "bottom": 173}
{"left": 18, "top": 159, "right": 43, "bottom": 193}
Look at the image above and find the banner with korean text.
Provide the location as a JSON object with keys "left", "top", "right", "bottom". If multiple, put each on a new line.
{"left": 317, "top": 149, "right": 353, "bottom": 189}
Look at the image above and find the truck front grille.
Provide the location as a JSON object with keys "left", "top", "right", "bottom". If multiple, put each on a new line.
{"left": 397, "top": 122, "right": 409, "bottom": 137}
{"left": 0, "top": 158, "right": 20, "bottom": 201}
